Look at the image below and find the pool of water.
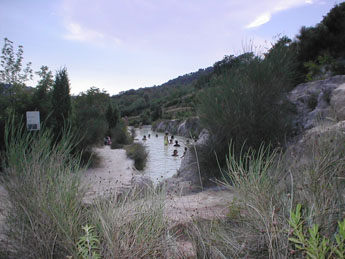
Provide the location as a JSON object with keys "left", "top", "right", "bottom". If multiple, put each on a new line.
{"left": 134, "top": 126, "right": 190, "bottom": 184}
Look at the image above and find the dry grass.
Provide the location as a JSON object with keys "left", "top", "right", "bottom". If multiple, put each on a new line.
{"left": 188, "top": 123, "right": 345, "bottom": 258}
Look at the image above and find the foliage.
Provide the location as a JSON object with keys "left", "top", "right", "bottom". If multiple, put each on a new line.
{"left": 30, "top": 66, "right": 54, "bottom": 122}
{"left": 295, "top": 2, "right": 345, "bottom": 81}
{"left": 188, "top": 124, "right": 345, "bottom": 258}
{"left": 77, "top": 225, "right": 100, "bottom": 259}
{"left": 289, "top": 204, "right": 345, "bottom": 258}
{"left": 0, "top": 38, "right": 32, "bottom": 85}
{"left": 105, "top": 103, "right": 120, "bottom": 132}
{"left": 1, "top": 118, "right": 86, "bottom": 258}
{"left": 73, "top": 87, "right": 110, "bottom": 152}
{"left": 110, "top": 120, "right": 132, "bottom": 146}
{"left": 197, "top": 40, "right": 296, "bottom": 174}
{"left": 89, "top": 191, "right": 177, "bottom": 258}
{"left": 125, "top": 143, "right": 148, "bottom": 170}
{"left": 51, "top": 67, "right": 71, "bottom": 138}
{"left": 112, "top": 68, "right": 210, "bottom": 124}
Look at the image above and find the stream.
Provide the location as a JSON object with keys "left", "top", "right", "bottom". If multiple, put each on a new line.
{"left": 134, "top": 126, "right": 190, "bottom": 184}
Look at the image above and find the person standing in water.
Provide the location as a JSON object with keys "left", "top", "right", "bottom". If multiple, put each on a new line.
{"left": 164, "top": 132, "right": 169, "bottom": 145}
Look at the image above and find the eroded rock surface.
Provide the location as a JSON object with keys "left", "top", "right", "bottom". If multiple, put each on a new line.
{"left": 289, "top": 75, "right": 345, "bottom": 131}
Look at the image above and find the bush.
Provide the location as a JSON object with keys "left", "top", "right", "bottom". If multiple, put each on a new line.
{"left": 88, "top": 191, "right": 178, "bottom": 258}
{"left": 125, "top": 143, "right": 148, "bottom": 170}
{"left": 188, "top": 124, "right": 345, "bottom": 258}
{"left": 0, "top": 119, "right": 86, "bottom": 258}
{"left": 0, "top": 119, "right": 179, "bottom": 258}
{"left": 110, "top": 120, "right": 132, "bottom": 147}
{"left": 197, "top": 40, "right": 297, "bottom": 175}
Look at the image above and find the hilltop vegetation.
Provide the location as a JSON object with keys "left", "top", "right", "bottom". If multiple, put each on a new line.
{"left": 111, "top": 67, "right": 213, "bottom": 125}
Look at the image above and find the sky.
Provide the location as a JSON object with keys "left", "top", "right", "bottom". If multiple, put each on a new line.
{"left": 0, "top": 0, "right": 340, "bottom": 95}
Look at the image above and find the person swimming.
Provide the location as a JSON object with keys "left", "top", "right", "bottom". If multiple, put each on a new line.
{"left": 172, "top": 149, "right": 178, "bottom": 157}
{"left": 173, "top": 140, "right": 180, "bottom": 147}
{"left": 156, "top": 134, "right": 158, "bottom": 137}
{"left": 142, "top": 135, "right": 147, "bottom": 141}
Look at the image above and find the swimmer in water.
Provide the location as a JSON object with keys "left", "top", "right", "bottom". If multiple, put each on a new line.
{"left": 172, "top": 149, "right": 178, "bottom": 157}
{"left": 142, "top": 135, "right": 147, "bottom": 141}
{"left": 173, "top": 140, "right": 180, "bottom": 147}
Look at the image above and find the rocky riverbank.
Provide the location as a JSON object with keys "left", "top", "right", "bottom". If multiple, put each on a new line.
{"left": 152, "top": 117, "right": 203, "bottom": 138}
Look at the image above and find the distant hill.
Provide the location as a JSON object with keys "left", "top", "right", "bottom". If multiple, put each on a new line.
{"left": 111, "top": 66, "right": 213, "bottom": 125}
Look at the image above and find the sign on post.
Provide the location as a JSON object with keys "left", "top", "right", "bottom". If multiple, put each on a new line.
{"left": 26, "top": 111, "right": 40, "bottom": 131}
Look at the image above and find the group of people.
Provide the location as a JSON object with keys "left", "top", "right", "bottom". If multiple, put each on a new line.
{"left": 104, "top": 136, "right": 112, "bottom": 145}
{"left": 140, "top": 132, "right": 189, "bottom": 158}
{"left": 163, "top": 132, "right": 188, "bottom": 158}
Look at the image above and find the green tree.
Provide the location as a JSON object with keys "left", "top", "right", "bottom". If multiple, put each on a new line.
{"left": 31, "top": 66, "right": 54, "bottom": 122}
{"left": 0, "top": 38, "right": 33, "bottom": 85}
{"left": 106, "top": 104, "right": 120, "bottom": 131}
{"left": 73, "top": 87, "right": 109, "bottom": 152}
{"left": 51, "top": 67, "right": 71, "bottom": 136}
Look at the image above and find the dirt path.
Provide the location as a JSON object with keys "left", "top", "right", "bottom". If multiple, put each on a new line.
{"left": 81, "top": 146, "right": 136, "bottom": 203}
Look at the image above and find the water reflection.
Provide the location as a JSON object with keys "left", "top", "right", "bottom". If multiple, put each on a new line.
{"left": 134, "top": 126, "right": 190, "bottom": 184}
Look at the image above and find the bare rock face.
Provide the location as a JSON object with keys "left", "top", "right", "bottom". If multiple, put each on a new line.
{"left": 152, "top": 117, "right": 202, "bottom": 138}
{"left": 289, "top": 75, "right": 345, "bottom": 131}
{"left": 330, "top": 83, "right": 345, "bottom": 121}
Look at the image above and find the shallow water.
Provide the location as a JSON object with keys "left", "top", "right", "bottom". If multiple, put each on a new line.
{"left": 134, "top": 126, "right": 190, "bottom": 184}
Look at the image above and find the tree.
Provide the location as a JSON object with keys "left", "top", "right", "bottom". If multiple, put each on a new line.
{"left": 106, "top": 104, "right": 120, "bottom": 131}
{"left": 51, "top": 67, "right": 71, "bottom": 136}
{"left": 31, "top": 66, "right": 54, "bottom": 122}
{"left": 0, "top": 38, "right": 33, "bottom": 85}
{"left": 73, "top": 87, "right": 110, "bottom": 150}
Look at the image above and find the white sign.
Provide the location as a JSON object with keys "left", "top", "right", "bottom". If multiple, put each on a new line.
{"left": 26, "top": 111, "right": 40, "bottom": 131}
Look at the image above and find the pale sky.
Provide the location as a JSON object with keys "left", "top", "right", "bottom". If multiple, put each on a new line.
{"left": 0, "top": 0, "right": 339, "bottom": 95}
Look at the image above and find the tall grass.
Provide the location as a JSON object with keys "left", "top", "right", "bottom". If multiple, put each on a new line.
{"left": 0, "top": 118, "right": 178, "bottom": 258}
{"left": 188, "top": 124, "right": 345, "bottom": 258}
{"left": 0, "top": 118, "right": 86, "bottom": 258}
{"left": 89, "top": 190, "right": 178, "bottom": 258}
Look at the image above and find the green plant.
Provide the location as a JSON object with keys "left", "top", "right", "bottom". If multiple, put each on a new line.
{"left": 90, "top": 190, "right": 178, "bottom": 258}
{"left": 197, "top": 42, "right": 296, "bottom": 176}
{"left": 187, "top": 123, "right": 345, "bottom": 258}
{"left": 111, "top": 120, "right": 132, "bottom": 146}
{"left": 1, "top": 118, "right": 86, "bottom": 258}
{"left": 125, "top": 143, "right": 148, "bottom": 170}
{"left": 77, "top": 225, "right": 100, "bottom": 259}
{"left": 289, "top": 204, "right": 345, "bottom": 258}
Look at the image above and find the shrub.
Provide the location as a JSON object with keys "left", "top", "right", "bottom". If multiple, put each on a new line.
{"left": 197, "top": 40, "right": 296, "bottom": 176}
{"left": 188, "top": 124, "right": 345, "bottom": 258}
{"left": 89, "top": 191, "right": 178, "bottom": 258}
{"left": 0, "top": 118, "right": 86, "bottom": 258}
{"left": 125, "top": 143, "right": 148, "bottom": 170}
{"left": 110, "top": 120, "right": 132, "bottom": 147}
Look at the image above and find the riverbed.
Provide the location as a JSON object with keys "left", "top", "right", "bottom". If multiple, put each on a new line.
{"left": 134, "top": 126, "right": 190, "bottom": 184}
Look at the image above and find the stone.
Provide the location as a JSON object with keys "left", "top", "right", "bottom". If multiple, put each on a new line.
{"left": 289, "top": 75, "right": 345, "bottom": 131}
{"left": 330, "top": 83, "right": 345, "bottom": 121}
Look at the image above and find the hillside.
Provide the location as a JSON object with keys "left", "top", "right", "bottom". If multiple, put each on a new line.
{"left": 111, "top": 67, "right": 213, "bottom": 125}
